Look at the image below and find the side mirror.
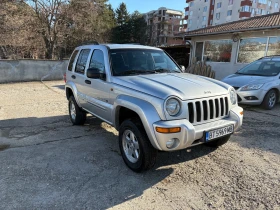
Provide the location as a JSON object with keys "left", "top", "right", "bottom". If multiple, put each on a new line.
{"left": 87, "top": 68, "right": 106, "bottom": 81}
{"left": 180, "top": 65, "right": 185, "bottom": 72}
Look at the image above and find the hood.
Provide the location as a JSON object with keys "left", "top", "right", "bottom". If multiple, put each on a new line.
{"left": 112, "top": 73, "right": 229, "bottom": 100}
{"left": 222, "top": 74, "right": 275, "bottom": 88}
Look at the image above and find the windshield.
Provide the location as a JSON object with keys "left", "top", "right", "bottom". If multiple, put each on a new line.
{"left": 237, "top": 59, "right": 280, "bottom": 76}
{"left": 110, "top": 49, "right": 181, "bottom": 76}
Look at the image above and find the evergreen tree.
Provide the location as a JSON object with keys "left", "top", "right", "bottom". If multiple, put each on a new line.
{"left": 130, "top": 11, "right": 148, "bottom": 44}
{"left": 112, "top": 2, "right": 131, "bottom": 43}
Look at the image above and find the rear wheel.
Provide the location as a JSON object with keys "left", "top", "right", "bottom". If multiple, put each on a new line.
{"left": 68, "top": 96, "right": 86, "bottom": 125}
{"left": 205, "top": 135, "right": 231, "bottom": 147}
{"left": 119, "top": 118, "right": 157, "bottom": 172}
{"left": 261, "top": 89, "right": 277, "bottom": 110}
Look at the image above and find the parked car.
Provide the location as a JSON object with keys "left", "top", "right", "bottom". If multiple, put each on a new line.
{"left": 65, "top": 43, "right": 243, "bottom": 172}
{"left": 222, "top": 56, "right": 280, "bottom": 110}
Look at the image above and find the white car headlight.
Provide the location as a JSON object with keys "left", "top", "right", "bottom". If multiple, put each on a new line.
{"left": 230, "top": 89, "right": 237, "bottom": 105}
{"left": 166, "top": 98, "right": 181, "bottom": 116}
{"left": 240, "top": 84, "right": 264, "bottom": 91}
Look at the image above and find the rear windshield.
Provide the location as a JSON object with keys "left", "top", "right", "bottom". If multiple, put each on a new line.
{"left": 237, "top": 59, "right": 280, "bottom": 76}
{"left": 109, "top": 49, "right": 181, "bottom": 76}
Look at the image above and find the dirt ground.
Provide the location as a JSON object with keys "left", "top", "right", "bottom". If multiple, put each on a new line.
{"left": 0, "top": 81, "right": 279, "bottom": 210}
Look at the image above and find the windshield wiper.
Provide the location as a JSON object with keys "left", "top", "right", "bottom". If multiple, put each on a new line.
{"left": 154, "top": 68, "right": 181, "bottom": 73}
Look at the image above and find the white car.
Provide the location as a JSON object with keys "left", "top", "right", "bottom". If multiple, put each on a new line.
{"left": 222, "top": 56, "right": 280, "bottom": 110}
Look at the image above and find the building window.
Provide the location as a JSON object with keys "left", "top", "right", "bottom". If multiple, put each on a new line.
{"left": 228, "top": 0, "right": 233, "bottom": 5}
{"left": 190, "top": 11, "right": 193, "bottom": 16}
{"left": 211, "top": 10, "right": 214, "bottom": 15}
{"left": 216, "top": 13, "right": 220, "bottom": 19}
{"left": 267, "top": 11, "right": 270, "bottom": 14}
{"left": 217, "top": 2, "right": 222, "bottom": 8}
{"left": 212, "top": 0, "right": 215, "bottom": 5}
{"left": 205, "top": 0, "right": 208, "bottom": 2}
{"left": 190, "top": 2, "right": 194, "bottom": 7}
{"left": 185, "top": 11, "right": 188, "bottom": 16}
{"left": 237, "top": 38, "right": 267, "bottom": 63}
{"left": 258, "top": 0, "right": 267, "bottom": 4}
{"left": 227, "top": 10, "right": 232, "bottom": 16}
{"left": 242, "top": 6, "right": 250, "bottom": 12}
{"left": 251, "top": 8, "right": 255, "bottom": 15}
{"left": 203, "top": 16, "right": 207, "bottom": 21}
{"left": 268, "top": 1, "right": 272, "bottom": 6}
{"left": 261, "top": 9, "right": 266, "bottom": 15}
{"left": 203, "top": 6, "right": 207, "bottom": 12}
{"left": 188, "top": 19, "right": 192, "bottom": 25}
{"left": 275, "top": 2, "right": 279, "bottom": 8}
{"left": 203, "top": 40, "right": 233, "bottom": 62}
{"left": 267, "top": 37, "right": 280, "bottom": 56}
{"left": 210, "top": 19, "right": 213, "bottom": 25}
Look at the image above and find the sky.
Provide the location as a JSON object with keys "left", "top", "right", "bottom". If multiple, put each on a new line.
{"left": 108, "top": 0, "right": 186, "bottom": 13}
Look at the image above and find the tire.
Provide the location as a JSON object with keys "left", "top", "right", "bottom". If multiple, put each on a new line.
{"left": 261, "top": 89, "right": 277, "bottom": 110}
{"left": 119, "top": 118, "right": 157, "bottom": 172}
{"left": 68, "top": 96, "right": 86, "bottom": 125}
{"left": 205, "top": 135, "right": 231, "bottom": 147}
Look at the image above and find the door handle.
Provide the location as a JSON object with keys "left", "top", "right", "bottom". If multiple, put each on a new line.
{"left": 71, "top": 75, "right": 76, "bottom": 79}
{"left": 85, "top": 80, "right": 91, "bottom": 84}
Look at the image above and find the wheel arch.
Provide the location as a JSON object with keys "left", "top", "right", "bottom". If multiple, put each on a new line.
{"left": 114, "top": 95, "right": 162, "bottom": 150}
{"left": 65, "top": 81, "right": 82, "bottom": 107}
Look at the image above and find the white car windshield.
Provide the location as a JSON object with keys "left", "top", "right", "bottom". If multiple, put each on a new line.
{"left": 110, "top": 49, "right": 181, "bottom": 76}
{"left": 237, "top": 59, "right": 280, "bottom": 76}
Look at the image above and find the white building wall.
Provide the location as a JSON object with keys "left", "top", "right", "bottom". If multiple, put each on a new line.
{"left": 186, "top": 0, "right": 280, "bottom": 31}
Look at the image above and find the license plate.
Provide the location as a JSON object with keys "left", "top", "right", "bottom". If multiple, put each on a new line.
{"left": 205, "top": 125, "right": 234, "bottom": 142}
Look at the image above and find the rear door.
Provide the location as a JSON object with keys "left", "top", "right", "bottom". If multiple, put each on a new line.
{"left": 72, "top": 48, "right": 92, "bottom": 105}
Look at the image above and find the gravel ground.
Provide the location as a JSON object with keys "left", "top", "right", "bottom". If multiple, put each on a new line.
{"left": 0, "top": 81, "right": 279, "bottom": 210}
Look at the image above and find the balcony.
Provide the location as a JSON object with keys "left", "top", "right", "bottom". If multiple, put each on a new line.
{"left": 239, "top": 11, "right": 251, "bottom": 18}
{"left": 186, "top": 0, "right": 193, "bottom": 3}
{"left": 240, "top": 0, "right": 252, "bottom": 7}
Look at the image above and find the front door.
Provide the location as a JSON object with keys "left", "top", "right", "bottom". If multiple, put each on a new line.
{"left": 82, "top": 49, "right": 112, "bottom": 124}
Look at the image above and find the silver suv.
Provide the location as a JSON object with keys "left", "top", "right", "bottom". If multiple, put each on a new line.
{"left": 65, "top": 44, "right": 243, "bottom": 172}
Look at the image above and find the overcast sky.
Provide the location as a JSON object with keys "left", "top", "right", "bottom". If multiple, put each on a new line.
{"left": 108, "top": 0, "right": 185, "bottom": 13}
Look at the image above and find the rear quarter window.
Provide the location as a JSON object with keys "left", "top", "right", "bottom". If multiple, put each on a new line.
{"left": 68, "top": 50, "right": 79, "bottom": 71}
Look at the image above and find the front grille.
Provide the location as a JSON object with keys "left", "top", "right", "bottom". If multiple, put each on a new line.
{"left": 187, "top": 96, "right": 229, "bottom": 124}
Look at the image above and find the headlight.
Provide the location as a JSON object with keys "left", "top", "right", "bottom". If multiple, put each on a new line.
{"left": 230, "top": 89, "right": 237, "bottom": 105}
{"left": 166, "top": 98, "right": 181, "bottom": 116}
{"left": 240, "top": 84, "right": 263, "bottom": 91}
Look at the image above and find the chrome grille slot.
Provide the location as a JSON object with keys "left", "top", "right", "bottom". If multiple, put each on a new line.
{"left": 187, "top": 96, "right": 229, "bottom": 124}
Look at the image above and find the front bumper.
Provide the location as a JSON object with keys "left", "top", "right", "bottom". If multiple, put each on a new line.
{"left": 236, "top": 89, "right": 267, "bottom": 105}
{"left": 152, "top": 106, "right": 243, "bottom": 151}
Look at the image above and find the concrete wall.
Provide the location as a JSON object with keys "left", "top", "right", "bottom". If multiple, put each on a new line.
{"left": 0, "top": 59, "right": 69, "bottom": 83}
{"left": 190, "top": 29, "right": 280, "bottom": 80}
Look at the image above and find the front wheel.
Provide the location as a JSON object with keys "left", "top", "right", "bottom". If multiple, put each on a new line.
{"left": 205, "top": 135, "right": 231, "bottom": 147}
{"left": 119, "top": 118, "right": 157, "bottom": 172}
{"left": 68, "top": 96, "right": 86, "bottom": 125}
{"left": 261, "top": 89, "right": 277, "bottom": 110}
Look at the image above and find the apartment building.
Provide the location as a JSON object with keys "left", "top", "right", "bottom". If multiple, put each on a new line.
{"left": 144, "top": 7, "right": 184, "bottom": 46}
{"left": 185, "top": 0, "right": 280, "bottom": 31}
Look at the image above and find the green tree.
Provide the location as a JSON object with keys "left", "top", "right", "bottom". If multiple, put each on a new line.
{"left": 112, "top": 2, "right": 131, "bottom": 43}
{"left": 130, "top": 11, "right": 147, "bottom": 44}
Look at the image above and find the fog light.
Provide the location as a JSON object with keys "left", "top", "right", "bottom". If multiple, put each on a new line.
{"left": 244, "top": 96, "right": 258, "bottom": 100}
{"left": 166, "top": 138, "right": 178, "bottom": 149}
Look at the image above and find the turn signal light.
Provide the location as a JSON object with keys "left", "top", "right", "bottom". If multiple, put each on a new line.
{"left": 156, "top": 127, "right": 181, "bottom": 133}
{"left": 240, "top": 111, "right": 243, "bottom": 115}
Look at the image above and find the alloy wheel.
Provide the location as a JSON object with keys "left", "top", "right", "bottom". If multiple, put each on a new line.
{"left": 122, "top": 129, "right": 140, "bottom": 163}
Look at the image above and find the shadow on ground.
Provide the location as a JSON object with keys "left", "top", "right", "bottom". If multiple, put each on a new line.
{"left": 0, "top": 115, "right": 215, "bottom": 209}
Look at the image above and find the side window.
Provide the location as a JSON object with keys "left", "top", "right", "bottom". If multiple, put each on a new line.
{"left": 88, "top": 50, "right": 105, "bottom": 73}
{"left": 75, "top": 49, "right": 91, "bottom": 74}
{"left": 68, "top": 50, "right": 78, "bottom": 71}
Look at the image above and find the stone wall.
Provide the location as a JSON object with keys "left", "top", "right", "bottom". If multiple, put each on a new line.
{"left": 0, "top": 59, "right": 69, "bottom": 83}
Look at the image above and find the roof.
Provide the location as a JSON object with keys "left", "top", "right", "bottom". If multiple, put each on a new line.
{"left": 80, "top": 44, "right": 161, "bottom": 50}
{"left": 184, "top": 12, "right": 280, "bottom": 37}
